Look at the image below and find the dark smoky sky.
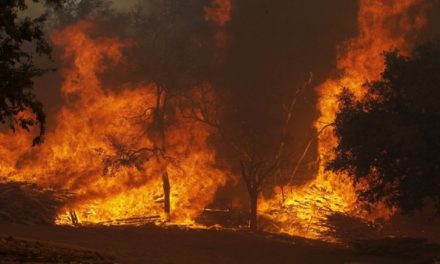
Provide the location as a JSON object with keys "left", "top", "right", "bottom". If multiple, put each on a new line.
{"left": 31, "top": 0, "right": 358, "bottom": 143}
{"left": 28, "top": 0, "right": 440, "bottom": 122}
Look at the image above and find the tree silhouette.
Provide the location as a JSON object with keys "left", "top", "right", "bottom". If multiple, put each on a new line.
{"left": 329, "top": 41, "right": 440, "bottom": 214}
{"left": 188, "top": 76, "right": 312, "bottom": 231}
{"left": 0, "top": 0, "right": 63, "bottom": 145}
{"left": 129, "top": 0, "right": 214, "bottom": 218}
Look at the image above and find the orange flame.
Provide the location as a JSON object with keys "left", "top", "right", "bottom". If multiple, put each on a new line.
{"left": 260, "top": 0, "right": 428, "bottom": 240}
{"left": 0, "top": 19, "right": 227, "bottom": 226}
{"left": 0, "top": 0, "right": 430, "bottom": 240}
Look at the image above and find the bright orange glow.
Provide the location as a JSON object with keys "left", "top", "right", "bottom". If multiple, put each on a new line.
{"left": 260, "top": 0, "right": 427, "bottom": 240}
{"left": 0, "top": 19, "right": 227, "bottom": 226}
{"left": 0, "top": 1, "right": 430, "bottom": 241}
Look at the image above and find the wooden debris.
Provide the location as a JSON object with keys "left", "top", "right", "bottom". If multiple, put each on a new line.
{"left": 93, "top": 215, "right": 161, "bottom": 226}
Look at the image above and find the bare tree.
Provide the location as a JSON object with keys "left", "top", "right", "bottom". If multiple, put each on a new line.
{"left": 120, "top": 0, "right": 214, "bottom": 218}
{"left": 186, "top": 74, "right": 313, "bottom": 231}
{"left": 149, "top": 86, "right": 171, "bottom": 215}
{"left": 240, "top": 150, "right": 277, "bottom": 230}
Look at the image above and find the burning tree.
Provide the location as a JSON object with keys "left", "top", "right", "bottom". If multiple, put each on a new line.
{"left": 254, "top": 0, "right": 432, "bottom": 240}
{"left": 186, "top": 74, "right": 313, "bottom": 231}
{"left": 239, "top": 150, "right": 277, "bottom": 231}
{"left": 88, "top": 0, "right": 221, "bottom": 219}
{"left": 130, "top": 1, "right": 192, "bottom": 218}
{"left": 0, "top": 13, "right": 230, "bottom": 226}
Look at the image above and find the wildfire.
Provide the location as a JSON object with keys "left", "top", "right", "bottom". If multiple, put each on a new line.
{"left": 0, "top": 0, "right": 431, "bottom": 241}
{"left": 260, "top": 0, "right": 428, "bottom": 239}
{"left": 0, "top": 19, "right": 227, "bottom": 226}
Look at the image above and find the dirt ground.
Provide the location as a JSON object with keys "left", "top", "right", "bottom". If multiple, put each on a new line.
{"left": 0, "top": 224, "right": 438, "bottom": 264}
{"left": 0, "top": 234, "right": 113, "bottom": 263}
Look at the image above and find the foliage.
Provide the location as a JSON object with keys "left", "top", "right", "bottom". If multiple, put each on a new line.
{"left": 329, "top": 41, "right": 440, "bottom": 213}
{"left": 0, "top": 0, "right": 63, "bottom": 144}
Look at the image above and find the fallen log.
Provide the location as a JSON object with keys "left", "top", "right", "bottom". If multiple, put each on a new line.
{"left": 92, "top": 215, "right": 162, "bottom": 226}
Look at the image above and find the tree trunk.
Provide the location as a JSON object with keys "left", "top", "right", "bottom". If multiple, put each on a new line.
{"left": 70, "top": 210, "right": 79, "bottom": 226}
{"left": 162, "top": 171, "right": 170, "bottom": 215}
{"left": 249, "top": 191, "right": 258, "bottom": 232}
{"left": 280, "top": 185, "right": 285, "bottom": 206}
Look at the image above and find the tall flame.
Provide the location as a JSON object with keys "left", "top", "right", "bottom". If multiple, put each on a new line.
{"left": 0, "top": 19, "right": 227, "bottom": 225}
{"left": 260, "top": 0, "right": 427, "bottom": 239}
{"left": 0, "top": 0, "right": 431, "bottom": 239}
